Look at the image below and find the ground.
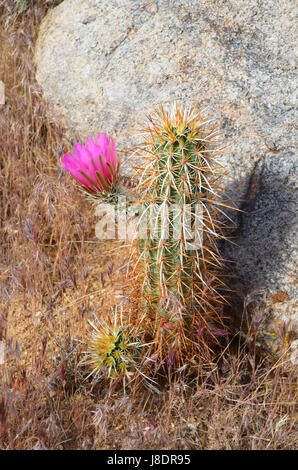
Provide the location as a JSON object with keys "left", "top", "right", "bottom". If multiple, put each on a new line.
{"left": 0, "top": 1, "right": 296, "bottom": 450}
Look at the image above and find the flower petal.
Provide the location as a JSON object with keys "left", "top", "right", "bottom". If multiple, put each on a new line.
{"left": 61, "top": 133, "right": 120, "bottom": 195}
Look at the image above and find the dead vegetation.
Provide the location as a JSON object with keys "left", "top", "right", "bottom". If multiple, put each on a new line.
{"left": 0, "top": 1, "right": 297, "bottom": 450}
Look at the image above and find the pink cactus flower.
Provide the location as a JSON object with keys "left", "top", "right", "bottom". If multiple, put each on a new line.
{"left": 62, "top": 133, "right": 120, "bottom": 194}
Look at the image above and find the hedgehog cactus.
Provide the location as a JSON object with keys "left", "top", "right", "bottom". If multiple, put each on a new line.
{"left": 62, "top": 102, "right": 234, "bottom": 380}
{"left": 132, "top": 103, "right": 232, "bottom": 363}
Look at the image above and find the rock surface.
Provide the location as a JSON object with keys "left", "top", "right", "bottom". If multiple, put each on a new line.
{"left": 35, "top": 0, "right": 297, "bottom": 354}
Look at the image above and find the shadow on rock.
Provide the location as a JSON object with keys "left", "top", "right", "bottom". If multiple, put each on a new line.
{"left": 220, "top": 152, "right": 297, "bottom": 339}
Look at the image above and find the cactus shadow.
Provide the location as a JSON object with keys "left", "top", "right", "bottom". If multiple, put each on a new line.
{"left": 218, "top": 159, "right": 297, "bottom": 331}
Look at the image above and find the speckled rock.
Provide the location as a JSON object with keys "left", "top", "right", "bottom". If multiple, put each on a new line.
{"left": 252, "top": 295, "right": 297, "bottom": 360}
{"left": 35, "top": 0, "right": 297, "bottom": 355}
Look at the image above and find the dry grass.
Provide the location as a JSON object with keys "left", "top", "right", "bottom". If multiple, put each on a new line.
{"left": 0, "top": 1, "right": 297, "bottom": 450}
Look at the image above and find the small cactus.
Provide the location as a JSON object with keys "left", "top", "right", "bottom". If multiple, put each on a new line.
{"left": 84, "top": 305, "right": 144, "bottom": 380}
